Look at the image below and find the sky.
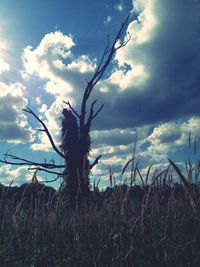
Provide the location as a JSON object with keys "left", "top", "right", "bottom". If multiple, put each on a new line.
{"left": 0, "top": 0, "right": 200, "bottom": 188}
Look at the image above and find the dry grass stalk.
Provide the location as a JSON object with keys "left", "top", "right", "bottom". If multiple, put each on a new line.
{"left": 121, "top": 157, "right": 134, "bottom": 176}
{"left": 12, "top": 214, "right": 22, "bottom": 248}
{"left": 168, "top": 159, "right": 198, "bottom": 212}
{"left": 145, "top": 163, "right": 154, "bottom": 186}
{"left": 136, "top": 167, "right": 145, "bottom": 188}
{"left": 140, "top": 168, "right": 167, "bottom": 232}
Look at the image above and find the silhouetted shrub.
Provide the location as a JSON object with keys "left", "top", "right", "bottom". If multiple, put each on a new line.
{"left": 0, "top": 182, "right": 57, "bottom": 207}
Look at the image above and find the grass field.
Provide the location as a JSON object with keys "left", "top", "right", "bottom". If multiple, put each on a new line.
{"left": 0, "top": 159, "right": 200, "bottom": 267}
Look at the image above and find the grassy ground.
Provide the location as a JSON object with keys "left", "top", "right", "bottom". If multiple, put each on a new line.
{"left": 0, "top": 161, "right": 200, "bottom": 266}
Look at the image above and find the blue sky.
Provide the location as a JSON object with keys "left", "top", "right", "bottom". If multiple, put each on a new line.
{"left": 0, "top": 0, "right": 200, "bottom": 188}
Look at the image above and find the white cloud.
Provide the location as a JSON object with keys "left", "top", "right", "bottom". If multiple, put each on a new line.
{"left": 31, "top": 98, "right": 64, "bottom": 151}
{"left": 0, "top": 81, "right": 35, "bottom": 143}
{"left": 97, "top": 0, "right": 158, "bottom": 96}
{"left": 90, "top": 116, "right": 200, "bottom": 184}
{"left": 147, "top": 117, "right": 200, "bottom": 154}
{"left": 103, "top": 155, "right": 125, "bottom": 166}
{"left": 0, "top": 58, "right": 10, "bottom": 73}
{"left": 115, "top": 3, "right": 124, "bottom": 12}
{"left": 44, "top": 80, "right": 73, "bottom": 97}
{"left": 91, "top": 128, "right": 136, "bottom": 145}
{"left": 104, "top": 16, "right": 112, "bottom": 25}
{"left": 67, "top": 55, "right": 96, "bottom": 73}
{"left": 89, "top": 126, "right": 149, "bottom": 182}
{"left": 0, "top": 38, "right": 10, "bottom": 74}
{"left": 133, "top": 117, "right": 200, "bottom": 170}
{"left": 21, "top": 31, "right": 98, "bottom": 151}
{"left": 22, "top": 31, "right": 96, "bottom": 96}
{"left": 22, "top": 31, "right": 74, "bottom": 80}
{"left": 39, "top": 103, "right": 48, "bottom": 113}
{"left": 0, "top": 165, "right": 46, "bottom": 186}
{"left": 106, "top": 0, "right": 158, "bottom": 92}
{"left": 35, "top": 96, "right": 42, "bottom": 105}
{"left": 133, "top": 0, "right": 158, "bottom": 43}
{"left": 105, "top": 65, "right": 149, "bottom": 91}
{"left": 0, "top": 165, "right": 31, "bottom": 185}
{"left": 91, "top": 144, "right": 132, "bottom": 160}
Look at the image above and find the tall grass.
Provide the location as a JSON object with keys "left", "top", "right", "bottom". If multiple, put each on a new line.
{"left": 0, "top": 161, "right": 200, "bottom": 267}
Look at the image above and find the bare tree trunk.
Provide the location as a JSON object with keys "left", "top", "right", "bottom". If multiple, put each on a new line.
{"left": 61, "top": 108, "right": 91, "bottom": 206}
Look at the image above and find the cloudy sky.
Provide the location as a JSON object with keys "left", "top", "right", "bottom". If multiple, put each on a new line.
{"left": 0, "top": 0, "right": 199, "bottom": 188}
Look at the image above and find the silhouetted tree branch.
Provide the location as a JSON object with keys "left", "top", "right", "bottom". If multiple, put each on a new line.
{"left": 28, "top": 167, "right": 63, "bottom": 176}
{"left": 0, "top": 153, "right": 65, "bottom": 169}
{"left": 63, "top": 101, "right": 80, "bottom": 118}
{"left": 90, "top": 155, "right": 102, "bottom": 170}
{"left": 23, "top": 107, "right": 65, "bottom": 159}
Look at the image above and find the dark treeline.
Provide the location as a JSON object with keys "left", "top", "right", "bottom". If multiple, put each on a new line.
{"left": 1, "top": 181, "right": 199, "bottom": 209}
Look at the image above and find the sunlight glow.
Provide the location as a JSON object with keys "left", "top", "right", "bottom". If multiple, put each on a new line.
{"left": 0, "top": 36, "right": 10, "bottom": 73}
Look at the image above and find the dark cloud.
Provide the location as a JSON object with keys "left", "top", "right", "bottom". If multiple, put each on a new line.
{"left": 92, "top": 0, "right": 200, "bottom": 130}
{"left": 154, "top": 131, "right": 182, "bottom": 144}
{"left": 0, "top": 124, "right": 32, "bottom": 142}
{"left": 0, "top": 82, "right": 34, "bottom": 143}
{"left": 91, "top": 128, "right": 135, "bottom": 146}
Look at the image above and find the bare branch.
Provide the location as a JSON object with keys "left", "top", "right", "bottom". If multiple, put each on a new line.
{"left": 90, "top": 100, "right": 98, "bottom": 116}
{"left": 63, "top": 101, "right": 80, "bottom": 118}
{"left": 91, "top": 104, "right": 104, "bottom": 120}
{"left": 94, "top": 34, "right": 110, "bottom": 76}
{"left": 88, "top": 13, "right": 131, "bottom": 91}
{"left": 79, "top": 13, "right": 130, "bottom": 130}
{"left": 28, "top": 167, "right": 63, "bottom": 176}
{"left": 23, "top": 107, "right": 65, "bottom": 159}
{"left": 85, "top": 101, "right": 104, "bottom": 129}
{"left": 90, "top": 155, "right": 101, "bottom": 170}
{"left": 0, "top": 153, "right": 65, "bottom": 169}
{"left": 43, "top": 175, "right": 61, "bottom": 183}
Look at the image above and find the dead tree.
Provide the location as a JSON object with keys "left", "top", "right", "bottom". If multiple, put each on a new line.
{"left": 0, "top": 15, "right": 130, "bottom": 204}
{"left": 60, "top": 108, "right": 91, "bottom": 204}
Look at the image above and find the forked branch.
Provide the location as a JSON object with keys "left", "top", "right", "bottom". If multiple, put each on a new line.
{"left": 23, "top": 107, "right": 65, "bottom": 159}
{"left": 0, "top": 153, "right": 65, "bottom": 169}
{"left": 80, "top": 13, "right": 130, "bottom": 131}
{"left": 63, "top": 101, "right": 80, "bottom": 118}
